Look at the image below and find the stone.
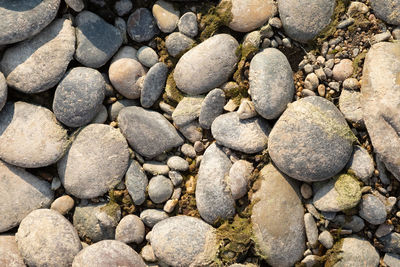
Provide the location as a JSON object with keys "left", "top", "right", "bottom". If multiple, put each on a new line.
{"left": 181, "top": 143, "right": 196, "bottom": 158}
{"left": 91, "top": 104, "right": 107, "bottom": 124}
{"left": 347, "top": 2, "right": 369, "bottom": 17}
{"left": 53, "top": 67, "right": 105, "bottom": 127}
{"left": 140, "top": 209, "right": 169, "bottom": 227}
{"left": 376, "top": 223, "right": 394, "bottom": 238}
{"left": 199, "top": 88, "right": 225, "bottom": 129}
{"left": 169, "top": 171, "right": 184, "bottom": 186}
{"left": 58, "top": 124, "right": 129, "bottom": 199}
{"left": 346, "top": 146, "right": 374, "bottom": 183}
{"left": 0, "top": 72, "right": 6, "bottom": 111}
{"left": 318, "top": 230, "right": 334, "bottom": 249}
{"left": 196, "top": 143, "right": 235, "bottom": 224}
{"left": 126, "top": 160, "right": 148, "bottom": 205}
{"left": 268, "top": 96, "right": 355, "bottom": 182}
{"left": 333, "top": 215, "right": 365, "bottom": 233}
{"left": 119, "top": 106, "right": 184, "bottom": 158}
{"left": 152, "top": 0, "right": 180, "bottom": 33}
{"left": 313, "top": 174, "right": 361, "bottom": 212}
{"left": 178, "top": 12, "right": 198, "bottom": 37}
{"left": 304, "top": 213, "right": 318, "bottom": 248}
{"left": 211, "top": 112, "right": 270, "bottom": 154}
{"left": 167, "top": 156, "right": 189, "bottom": 171}
{"left": 150, "top": 216, "right": 217, "bottom": 266}
{"left": 115, "top": 215, "right": 145, "bottom": 244}
{"left": 16, "top": 209, "right": 82, "bottom": 267}
{"left": 301, "top": 183, "right": 313, "bottom": 199}
{"left": 0, "top": 101, "right": 68, "bottom": 168}
{"left": 227, "top": 160, "right": 253, "bottom": 199}
{"left": 332, "top": 59, "right": 353, "bottom": 81}
{"left": 127, "top": 8, "right": 159, "bottom": 42}
{"left": 51, "top": 195, "right": 75, "bottom": 215}
{"left": 278, "top": 0, "right": 335, "bottom": 43}
{"left": 0, "top": 0, "right": 60, "bottom": 45}
{"left": 243, "top": 31, "right": 262, "bottom": 48}
{"left": 148, "top": 175, "right": 174, "bottom": 203}
{"left": 359, "top": 194, "right": 387, "bottom": 225}
{"left": 72, "top": 240, "right": 146, "bottom": 267}
{"left": 0, "top": 19, "right": 75, "bottom": 94}
{"left": 0, "top": 235, "right": 25, "bottom": 267}
{"left": 380, "top": 233, "right": 400, "bottom": 254}
{"left": 75, "top": 11, "right": 123, "bottom": 68}
{"left": 141, "top": 244, "right": 156, "bottom": 262}
{"left": 371, "top": 0, "right": 400, "bottom": 25}
{"left": 172, "top": 96, "right": 204, "bottom": 126}
{"left": 143, "top": 161, "right": 170, "bottom": 175}
{"left": 339, "top": 89, "right": 364, "bottom": 125}
{"left": 252, "top": 164, "right": 305, "bottom": 267}
{"left": 137, "top": 46, "right": 159, "bottom": 67}
{"left": 384, "top": 253, "right": 400, "bottom": 267}
{"left": 174, "top": 34, "right": 239, "bottom": 95}
{"left": 166, "top": 32, "right": 195, "bottom": 57}
{"left": 249, "top": 48, "right": 294, "bottom": 119}
{"left": 109, "top": 99, "right": 139, "bottom": 121}
{"left": 141, "top": 62, "right": 169, "bottom": 108}
{"left": 112, "top": 45, "right": 138, "bottom": 62}
{"left": 114, "top": 0, "right": 132, "bottom": 16}
{"left": 65, "top": 0, "right": 84, "bottom": 12}
{"left": 237, "top": 98, "right": 257, "bottom": 120}
{"left": 115, "top": 17, "right": 128, "bottom": 44}
{"left": 0, "top": 160, "right": 54, "bottom": 232}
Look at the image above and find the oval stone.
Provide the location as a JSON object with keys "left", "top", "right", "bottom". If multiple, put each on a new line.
{"left": 126, "top": 160, "right": 148, "bottom": 205}
{"left": 141, "top": 62, "right": 169, "bottom": 108}
{"left": 0, "top": 235, "right": 25, "bottom": 267}
{"left": 174, "top": 34, "right": 239, "bottom": 95}
{"left": 127, "top": 8, "right": 159, "bottom": 43}
{"left": 371, "top": 0, "right": 400, "bottom": 25}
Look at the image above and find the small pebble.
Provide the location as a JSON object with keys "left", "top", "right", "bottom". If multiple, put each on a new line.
{"left": 141, "top": 245, "right": 157, "bottom": 262}
{"left": 304, "top": 213, "right": 318, "bottom": 248}
{"left": 181, "top": 144, "right": 196, "bottom": 158}
{"left": 115, "top": 215, "right": 145, "bottom": 244}
{"left": 178, "top": 12, "right": 198, "bottom": 38}
{"left": 140, "top": 209, "right": 169, "bottom": 227}
{"left": 168, "top": 171, "right": 184, "bottom": 186}
{"left": 167, "top": 156, "right": 189, "bottom": 171}
{"left": 318, "top": 231, "right": 333, "bottom": 249}
{"left": 301, "top": 183, "right": 313, "bottom": 199}
{"left": 137, "top": 46, "right": 159, "bottom": 68}
{"left": 143, "top": 161, "right": 170, "bottom": 175}
{"left": 50, "top": 195, "right": 74, "bottom": 215}
{"left": 148, "top": 175, "right": 174, "bottom": 203}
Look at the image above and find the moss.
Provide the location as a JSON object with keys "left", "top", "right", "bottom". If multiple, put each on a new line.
{"left": 100, "top": 201, "right": 120, "bottom": 218}
{"left": 351, "top": 51, "right": 367, "bottom": 77}
{"left": 107, "top": 189, "right": 135, "bottom": 216}
{"left": 334, "top": 174, "right": 361, "bottom": 211}
{"left": 155, "top": 37, "right": 178, "bottom": 69}
{"left": 323, "top": 239, "right": 344, "bottom": 267}
{"left": 199, "top": 0, "right": 233, "bottom": 41}
{"left": 163, "top": 71, "right": 184, "bottom": 105}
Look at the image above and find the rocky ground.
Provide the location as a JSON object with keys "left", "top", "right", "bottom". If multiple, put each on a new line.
{"left": 1, "top": 0, "right": 400, "bottom": 266}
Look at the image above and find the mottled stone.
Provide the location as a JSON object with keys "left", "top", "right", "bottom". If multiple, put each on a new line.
{"left": 333, "top": 215, "right": 365, "bottom": 233}
{"left": 50, "top": 195, "right": 74, "bottom": 215}
{"left": 0, "top": 72, "right": 6, "bottom": 111}
{"left": 167, "top": 156, "right": 189, "bottom": 171}
{"left": 127, "top": 8, "right": 159, "bottom": 42}
{"left": 141, "top": 62, "right": 169, "bottom": 108}
{"left": 199, "top": 88, "right": 225, "bottom": 129}
{"left": 359, "top": 194, "right": 387, "bottom": 225}
{"left": 91, "top": 104, "right": 107, "bottom": 124}
{"left": 346, "top": 146, "right": 374, "bottom": 182}
{"left": 172, "top": 96, "right": 204, "bottom": 126}
{"left": 115, "top": 215, "right": 145, "bottom": 244}
{"left": 178, "top": 12, "right": 198, "bottom": 37}
{"left": 114, "top": 0, "right": 132, "bottom": 16}
{"left": 165, "top": 32, "right": 195, "bottom": 57}
{"left": 143, "top": 161, "right": 170, "bottom": 175}
{"left": 140, "top": 209, "right": 169, "bottom": 227}
{"left": 304, "top": 213, "right": 318, "bottom": 248}
{"left": 137, "top": 46, "right": 159, "bottom": 67}
{"left": 384, "top": 253, "right": 400, "bottom": 267}
{"left": 177, "top": 121, "right": 203, "bottom": 143}
{"left": 371, "top": 0, "right": 400, "bottom": 25}
{"left": 108, "top": 99, "right": 138, "bottom": 121}
{"left": 380, "top": 233, "right": 400, "bottom": 254}
{"left": 0, "top": 235, "right": 25, "bottom": 267}
{"left": 148, "top": 175, "right": 173, "bottom": 203}
{"left": 333, "top": 59, "right": 353, "bottom": 81}
{"left": 227, "top": 160, "right": 253, "bottom": 199}
{"left": 152, "top": 0, "right": 180, "bottom": 33}
{"left": 126, "top": 160, "right": 148, "bottom": 205}
{"left": 339, "top": 89, "right": 364, "bottom": 126}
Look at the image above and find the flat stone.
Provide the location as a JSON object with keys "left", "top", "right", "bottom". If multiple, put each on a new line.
{"left": 148, "top": 175, "right": 173, "bottom": 203}
{"left": 0, "top": 0, "right": 60, "bottom": 45}
{"left": 177, "top": 121, "right": 203, "bottom": 143}
{"left": 0, "top": 72, "right": 6, "bottom": 111}
{"left": 178, "top": 12, "right": 198, "bottom": 37}
{"left": 174, "top": 34, "right": 239, "bottom": 95}
{"left": 16, "top": 209, "right": 82, "bottom": 267}
{"left": 333, "top": 215, "right": 365, "bottom": 233}
{"left": 0, "top": 235, "right": 25, "bottom": 267}
{"left": 127, "top": 8, "right": 159, "bottom": 42}
{"left": 0, "top": 160, "right": 54, "bottom": 232}
{"left": 118, "top": 106, "right": 184, "bottom": 158}
{"left": 371, "top": 0, "right": 400, "bottom": 25}
{"left": 268, "top": 96, "right": 355, "bottom": 182}
{"left": 199, "top": 88, "right": 225, "bottom": 129}
{"left": 172, "top": 96, "right": 204, "bottom": 127}
{"left": 141, "top": 62, "right": 169, "bottom": 108}
{"left": 249, "top": 48, "right": 294, "bottom": 119}
{"left": 152, "top": 0, "right": 180, "bottom": 33}
{"left": 376, "top": 223, "right": 394, "bottom": 238}
{"left": 0, "top": 101, "right": 68, "bottom": 168}
{"left": 51, "top": 195, "right": 75, "bottom": 215}
{"left": 359, "top": 194, "right": 387, "bottom": 225}
{"left": 339, "top": 89, "right": 364, "bottom": 126}
{"left": 126, "top": 160, "right": 148, "bottom": 205}
{"left": 211, "top": 112, "right": 270, "bottom": 154}
{"left": 167, "top": 156, "right": 189, "bottom": 171}
{"left": 251, "top": 164, "right": 305, "bottom": 267}
{"left": 319, "top": 230, "right": 334, "bottom": 249}
{"left": 384, "top": 253, "right": 400, "bottom": 267}
{"left": 166, "top": 32, "right": 195, "bottom": 57}
{"left": 140, "top": 209, "right": 169, "bottom": 227}
{"left": 108, "top": 99, "right": 138, "bottom": 121}
{"left": 115, "top": 215, "right": 145, "bottom": 244}
{"left": 304, "top": 213, "right": 318, "bottom": 248}
{"left": 143, "top": 161, "right": 170, "bottom": 175}
{"left": 0, "top": 19, "right": 75, "bottom": 94}
{"left": 75, "top": 11, "right": 122, "bottom": 68}
{"left": 137, "top": 46, "right": 159, "bottom": 67}
{"left": 227, "top": 160, "right": 253, "bottom": 199}
{"left": 346, "top": 146, "right": 374, "bottom": 183}
{"left": 53, "top": 67, "right": 105, "bottom": 127}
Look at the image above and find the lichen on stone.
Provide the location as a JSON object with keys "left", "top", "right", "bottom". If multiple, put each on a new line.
{"left": 334, "top": 174, "right": 361, "bottom": 211}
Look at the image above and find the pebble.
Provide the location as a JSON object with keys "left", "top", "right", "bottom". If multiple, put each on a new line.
{"left": 141, "top": 62, "right": 168, "bottom": 108}
{"left": 114, "top": 0, "right": 132, "bottom": 16}
{"left": 371, "top": 0, "right": 400, "bottom": 25}
{"left": 301, "top": 255, "right": 321, "bottom": 267}
{"left": 152, "top": 0, "right": 180, "bottom": 33}
{"left": 375, "top": 223, "right": 394, "bottom": 238}
{"left": 126, "top": 160, "right": 148, "bottom": 205}
{"left": 118, "top": 106, "right": 184, "bottom": 158}
{"left": 0, "top": 235, "right": 25, "bottom": 267}
{"left": 127, "top": 8, "right": 159, "bottom": 42}
{"left": 371, "top": 31, "right": 392, "bottom": 45}
{"left": 148, "top": 175, "right": 173, "bottom": 203}
{"left": 65, "top": 0, "right": 84, "bottom": 11}
{"left": 315, "top": 68, "right": 326, "bottom": 81}
{"left": 301, "top": 183, "right": 313, "bottom": 199}
{"left": 338, "top": 89, "right": 364, "bottom": 125}
{"left": 72, "top": 240, "right": 146, "bottom": 267}
{"left": 143, "top": 161, "right": 170, "bottom": 175}
{"left": 115, "top": 215, "right": 145, "bottom": 244}
{"left": 181, "top": 143, "right": 196, "bottom": 158}
{"left": 140, "top": 209, "right": 169, "bottom": 227}
{"left": 343, "top": 78, "right": 360, "bottom": 90}
{"left": 199, "top": 88, "right": 225, "bottom": 129}
{"left": 141, "top": 244, "right": 157, "bottom": 262}
{"left": 337, "top": 18, "right": 355, "bottom": 29}
{"left": 347, "top": 2, "right": 369, "bottom": 17}
{"left": 243, "top": 31, "right": 262, "bottom": 48}
{"left": 0, "top": 102, "right": 68, "bottom": 168}
{"left": 91, "top": 104, "right": 107, "bottom": 124}
{"left": 174, "top": 34, "right": 239, "bottom": 95}
{"left": 167, "top": 156, "right": 189, "bottom": 171}
{"left": 178, "top": 12, "right": 198, "bottom": 37}
{"left": 304, "top": 213, "right": 318, "bottom": 248}
{"left": 58, "top": 124, "right": 129, "bottom": 199}
{"left": 346, "top": 146, "right": 374, "bottom": 183}
{"left": 172, "top": 96, "right": 204, "bottom": 126}
{"left": 237, "top": 98, "right": 257, "bottom": 120}
{"left": 16, "top": 209, "right": 81, "bottom": 267}
{"left": 380, "top": 233, "right": 400, "bottom": 254}
{"left": 0, "top": 0, "right": 60, "bottom": 45}
{"left": 227, "top": 160, "right": 253, "bottom": 199}
{"left": 159, "top": 101, "right": 175, "bottom": 115}
{"left": 137, "top": 46, "right": 159, "bottom": 67}
{"left": 169, "top": 171, "right": 184, "bottom": 186}
{"left": 0, "top": 72, "right": 6, "bottom": 111}
{"left": 318, "top": 231, "right": 333, "bottom": 249}
{"left": 249, "top": 48, "right": 294, "bottom": 119}
{"left": 109, "top": 99, "right": 138, "bottom": 121}
{"left": 383, "top": 253, "right": 400, "bottom": 267}
{"left": 50, "top": 195, "right": 75, "bottom": 215}
{"left": 359, "top": 194, "right": 387, "bottom": 225}
{"left": 333, "top": 215, "right": 365, "bottom": 233}
{"left": 332, "top": 59, "right": 353, "bottom": 81}
{"left": 211, "top": 112, "right": 270, "bottom": 154}
{"left": 115, "top": 17, "right": 128, "bottom": 44}
{"left": 166, "top": 32, "right": 195, "bottom": 58}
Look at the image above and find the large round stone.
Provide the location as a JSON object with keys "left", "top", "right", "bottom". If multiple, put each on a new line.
{"left": 58, "top": 124, "right": 129, "bottom": 199}
{"left": 0, "top": 101, "right": 68, "bottom": 168}
{"left": 268, "top": 96, "right": 354, "bottom": 182}
{"left": 0, "top": 235, "right": 25, "bottom": 267}
{"left": 371, "top": 0, "right": 400, "bottom": 25}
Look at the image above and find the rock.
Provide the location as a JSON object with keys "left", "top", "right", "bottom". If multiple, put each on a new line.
{"left": 73, "top": 203, "right": 121, "bottom": 242}
{"left": 347, "top": 2, "right": 369, "bottom": 17}
{"left": 150, "top": 216, "right": 217, "bottom": 266}
{"left": 268, "top": 96, "right": 355, "bottom": 182}
{"left": 313, "top": 174, "right": 361, "bottom": 212}
{"left": 384, "top": 253, "right": 400, "bottom": 266}
{"left": 243, "top": 31, "right": 262, "bottom": 48}
{"left": 143, "top": 161, "right": 170, "bottom": 175}
{"left": 359, "top": 194, "right": 387, "bottom": 225}
{"left": 148, "top": 175, "right": 174, "bottom": 203}
{"left": 91, "top": 104, "right": 107, "bottom": 124}
{"left": 252, "top": 164, "right": 305, "bottom": 266}
{"left": 112, "top": 45, "right": 138, "bottom": 62}
{"left": 152, "top": 0, "right": 180, "bottom": 33}
{"left": 371, "top": 0, "right": 400, "bottom": 25}
{"left": 237, "top": 99, "right": 257, "bottom": 120}
{"left": 140, "top": 209, "right": 169, "bottom": 227}
{"left": 174, "top": 34, "right": 239, "bottom": 95}
{"left": 0, "top": 19, "right": 75, "bottom": 94}
{"left": 177, "top": 121, "right": 203, "bottom": 143}
{"left": 141, "top": 62, "right": 169, "bottom": 108}
{"left": 75, "top": 11, "right": 122, "bottom": 68}
{"left": 167, "top": 156, "right": 189, "bottom": 171}
{"left": 380, "top": 233, "right": 400, "bottom": 254}
{"left": 126, "top": 160, "right": 148, "bottom": 205}
{"left": 115, "top": 215, "right": 145, "bottom": 244}
{"left": 332, "top": 59, "right": 353, "bottom": 81}
{"left": 119, "top": 106, "right": 184, "bottom": 158}
{"left": 115, "top": 17, "right": 128, "bottom": 44}
{"left": 0, "top": 0, "right": 60, "bottom": 45}
{"left": 65, "top": 0, "right": 84, "bottom": 12}
{"left": 137, "top": 46, "right": 159, "bottom": 67}
{"left": 211, "top": 112, "right": 270, "bottom": 154}
{"left": 333, "top": 215, "right": 365, "bottom": 233}
{"left": 72, "top": 240, "right": 146, "bottom": 267}
{"left": 301, "top": 183, "right": 313, "bottom": 199}
{"left": 278, "top": 0, "right": 335, "bottom": 43}
{"left": 16, "top": 209, "right": 81, "bottom": 267}
{"left": 0, "top": 72, "right": 6, "bottom": 111}
{"left": 178, "top": 12, "right": 198, "bottom": 37}
{"left": 196, "top": 143, "right": 235, "bottom": 224}
{"left": 51, "top": 195, "right": 75, "bottom": 215}
{"left": 166, "top": 32, "right": 195, "bottom": 57}
{"left": 249, "top": 48, "right": 294, "bottom": 119}
{"left": 172, "top": 96, "right": 204, "bottom": 126}
{"left": 319, "top": 230, "right": 334, "bottom": 249}
{"left": 304, "top": 213, "right": 318, "bottom": 248}
{"left": 0, "top": 235, "right": 25, "bottom": 267}
{"left": 127, "top": 8, "right": 159, "bottom": 42}
{"left": 0, "top": 101, "right": 68, "bottom": 168}
{"left": 361, "top": 42, "right": 400, "bottom": 181}
{"left": 58, "top": 124, "right": 129, "bottom": 199}
{"left": 114, "top": 0, "right": 132, "bottom": 16}
{"left": 339, "top": 89, "right": 364, "bottom": 126}
{"left": 227, "top": 160, "right": 253, "bottom": 199}
{"left": 0, "top": 160, "right": 54, "bottom": 232}
{"left": 169, "top": 171, "right": 184, "bottom": 186}
{"left": 108, "top": 99, "right": 138, "bottom": 121}
{"left": 181, "top": 143, "right": 196, "bottom": 158}
{"left": 53, "top": 67, "right": 105, "bottom": 127}
{"left": 346, "top": 146, "right": 374, "bottom": 183}
{"left": 141, "top": 244, "right": 156, "bottom": 262}
{"left": 376, "top": 223, "right": 394, "bottom": 238}
{"left": 199, "top": 88, "right": 225, "bottom": 129}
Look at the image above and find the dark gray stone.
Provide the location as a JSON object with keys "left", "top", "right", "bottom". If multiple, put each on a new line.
{"left": 371, "top": 0, "right": 400, "bottom": 25}
{"left": 53, "top": 67, "right": 105, "bottom": 127}
{"left": 75, "top": 11, "right": 123, "bottom": 68}
{"left": 268, "top": 96, "right": 354, "bottom": 182}
{"left": 127, "top": 8, "right": 159, "bottom": 42}
{"left": 178, "top": 12, "right": 198, "bottom": 37}
{"left": 380, "top": 233, "right": 400, "bottom": 254}
{"left": 199, "top": 88, "right": 225, "bottom": 129}
{"left": 359, "top": 194, "right": 387, "bottom": 225}
{"left": 0, "top": 235, "right": 25, "bottom": 267}
{"left": 0, "top": 72, "right": 7, "bottom": 112}
{"left": 148, "top": 175, "right": 173, "bottom": 203}
{"left": 118, "top": 106, "right": 184, "bottom": 158}
{"left": 165, "top": 32, "right": 195, "bottom": 57}
{"left": 126, "top": 160, "right": 148, "bottom": 205}
{"left": 141, "top": 62, "right": 168, "bottom": 108}
{"left": 177, "top": 121, "right": 203, "bottom": 143}
{"left": 108, "top": 99, "right": 138, "bottom": 121}
{"left": 249, "top": 48, "right": 294, "bottom": 119}
{"left": 65, "top": 0, "right": 84, "bottom": 12}
{"left": 140, "top": 209, "right": 169, "bottom": 227}
{"left": 172, "top": 96, "right": 204, "bottom": 127}
{"left": 333, "top": 215, "right": 365, "bottom": 233}
{"left": 0, "top": 0, "right": 60, "bottom": 45}
{"left": 137, "top": 46, "right": 159, "bottom": 67}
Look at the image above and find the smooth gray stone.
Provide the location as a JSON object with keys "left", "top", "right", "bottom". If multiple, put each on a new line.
{"left": 58, "top": 124, "right": 129, "bottom": 199}
{"left": 174, "top": 34, "right": 239, "bottom": 95}
{"left": 0, "top": 72, "right": 7, "bottom": 112}
{"left": 196, "top": 143, "right": 235, "bottom": 224}
{"left": 0, "top": 235, "right": 25, "bottom": 267}
{"left": 148, "top": 175, "right": 173, "bottom": 203}
{"left": 165, "top": 32, "right": 195, "bottom": 57}
{"left": 0, "top": 0, "right": 60, "bottom": 45}
{"left": 371, "top": 0, "right": 400, "bottom": 25}
{"left": 0, "top": 160, "right": 54, "bottom": 232}
{"left": 249, "top": 48, "right": 294, "bottom": 119}
{"left": 115, "top": 214, "right": 145, "bottom": 244}
{"left": 167, "top": 156, "right": 189, "bottom": 171}
{"left": 333, "top": 215, "right": 365, "bottom": 233}
{"left": 90, "top": 104, "right": 107, "bottom": 124}
{"left": 384, "top": 253, "right": 400, "bottom": 267}
{"left": 53, "top": 67, "right": 105, "bottom": 127}
{"left": 140, "top": 209, "right": 169, "bottom": 228}
{"left": 108, "top": 99, "right": 138, "bottom": 121}
{"left": 150, "top": 216, "right": 217, "bottom": 266}
{"left": 75, "top": 11, "right": 123, "bottom": 68}
{"left": 211, "top": 112, "right": 270, "bottom": 154}
{"left": 0, "top": 19, "right": 75, "bottom": 94}
{"left": 172, "top": 96, "right": 204, "bottom": 127}
{"left": 127, "top": 8, "right": 159, "bottom": 42}
{"left": 118, "top": 106, "right": 184, "bottom": 158}
{"left": 16, "top": 209, "right": 82, "bottom": 267}
{"left": 380, "top": 233, "right": 400, "bottom": 254}
{"left": 141, "top": 62, "right": 168, "bottom": 108}
{"left": 177, "top": 120, "right": 203, "bottom": 143}
{"left": 346, "top": 146, "right": 374, "bottom": 183}
{"left": 268, "top": 96, "right": 354, "bottom": 182}
{"left": 65, "top": 0, "right": 84, "bottom": 12}
{"left": 178, "top": 12, "right": 198, "bottom": 37}
{"left": 0, "top": 101, "right": 68, "bottom": 168}
{"left": 359, "top": 194, "right": 387, "bottom": 225}
{"left": 199, "top": 88, "right": 225, "bottom": 129}
{"left": 126, "top": 160, "right": 148, "bottom": 205}
{"left": 228, "top": 160, "right": 253, "bottom": 200}
{"left": 338, "top": 89, "right": 364, "bottom": 126}
{"left": 137, "top": 46, "right": 158, "bottom": 67}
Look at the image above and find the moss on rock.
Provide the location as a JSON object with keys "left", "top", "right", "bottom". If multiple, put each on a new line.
{"left": 199, "top": 0, "right": 233, "bottom": 41}
{"left": 334, "top": 174, "right": 362, "bottom": 211}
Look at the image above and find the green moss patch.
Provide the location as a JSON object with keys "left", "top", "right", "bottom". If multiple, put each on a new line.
{"left": 199, "top": 0, "right": 233, "bottom": 41}
{"left": 323, "top": 239, "right": 344, "bottom": 267}
{"left": 334, "top": 174, "right": 362, "bottom": 211}
{"left": 163, "top": 71, "right": 184, "bottom": 106}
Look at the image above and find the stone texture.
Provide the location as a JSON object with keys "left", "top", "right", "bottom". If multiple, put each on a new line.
{"left": 141, "top": 62, "right": 169, "bottom": 108}
{"left": 333, "top": 215, "right": 365, "bottom": 233}
{"left": 165, "top": 32, "right": 195, "bottom": 57}
{"left": 359, "top": 194, "right": 387, "bottom": 225}
{"left": 115, "top": 214, "right": 145, "bottom": 244}
{"left": 199, "top": 88, "right": 225, "bottom": 129}
{"left": 148, "top": 175, "right": 173, "bottom": 203}
{"left": 380, "top": 233, "right": 400, "bottom": 254}
{"left": 339, "top": 89, "right": 364, "bottom": 126}
{"left": 0, "top": 235, "right": 25, "bottom": 267}
{"left": 65, "top": 0, "right": 84, "bottom": 12}
{"left": 384, "top": 253, "right": 400, "bottom": 267}
{"left": 172, "top": 96, "right": 204, "bottom": 126}
{"left": 126, "top": 160, "right": 148, "bottom": 205}
{"left": 178, "top": 12, "right": 198, "bottom": 37}
{"left": 0, "top": 72, "right": 6, "bottom": 111}
{"left": 108, "top": 99, "right": 138, "bottom": 121}
{"left": 346, "top": 146, "right": 374, "bottom": 183}
{"left": 371, "top": 0, "right": 400, "bottom": 25}
{"left": 140, "top": 209, "right": 169, "bottom": 227}
{"left": 152, "top": 0, "right": 180, "bottom": 33}
{"left": 127, "top": 8, "right": 159, "bottom": 42}
{"left": 333, "top": 59, "right": 354, "bottom": 81}
{"left": 50, "top": 195, "right": 74, "bottom": 215}
{"left": 137, "top": 46, "right": 159, "bottom": 67}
